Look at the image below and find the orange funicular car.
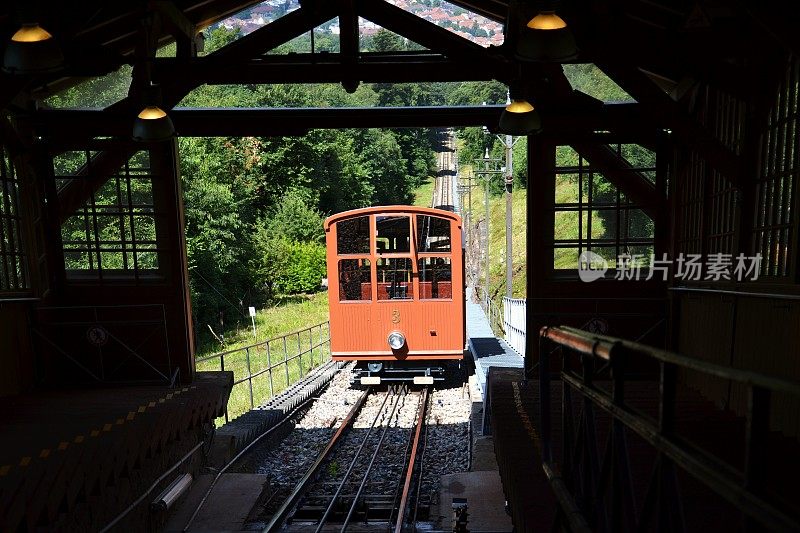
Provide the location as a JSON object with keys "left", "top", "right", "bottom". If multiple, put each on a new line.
{"left": 324, "top": 206, "right": 465, "bottom": 385}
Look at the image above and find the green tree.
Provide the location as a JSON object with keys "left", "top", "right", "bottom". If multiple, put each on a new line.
{"left": 265, "top": 189, "right": 325, "bottom": 243}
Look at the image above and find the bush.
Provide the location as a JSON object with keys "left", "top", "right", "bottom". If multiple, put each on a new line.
{"left": 274, "top": 241, "right": 327, "bottom": 294}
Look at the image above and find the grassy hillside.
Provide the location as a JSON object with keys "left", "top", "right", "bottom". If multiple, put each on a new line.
{"left": 195, "top": 291, "right": 330, "bottom": 422}
{"left": 413, "top": 177, "right": 435, "bottom": 207}
{"left": 462, "top": 169, "right": 528, "bottom": 300}
{"left": 452, "top": 150, "right": 598, "bottom": 334}
{"left": 196, "top": 292, "right": 330, "bottom": 359}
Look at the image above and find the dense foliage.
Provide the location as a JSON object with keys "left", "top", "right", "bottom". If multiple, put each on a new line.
{"left": 174, "top": 29, "right": 439, "bottom": 330}
{"left": 47, "top": 23, "right": 635, "bottom": 340}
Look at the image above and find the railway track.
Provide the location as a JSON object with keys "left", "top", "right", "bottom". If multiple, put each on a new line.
{"left": 434, "top": 130, "right": 454, "bottom": 210}
{"left": 263, "top": 386, "right": 431, "bottom": 532}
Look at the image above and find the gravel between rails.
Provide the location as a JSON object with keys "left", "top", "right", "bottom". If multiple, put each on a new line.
{"left": 241, "top": 363, "right": 472, "bottom": 527}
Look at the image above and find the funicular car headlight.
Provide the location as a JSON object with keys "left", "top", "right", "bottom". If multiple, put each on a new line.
{"left": 387, "top": 331, "right": 406, "bottom": 350}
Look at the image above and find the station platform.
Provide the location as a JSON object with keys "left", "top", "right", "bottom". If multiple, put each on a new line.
{"left": 0, "top": 372, "right": 232, "bottom": 532}
{"left": 465, "top": 289, "right": 524, "bottom": 399}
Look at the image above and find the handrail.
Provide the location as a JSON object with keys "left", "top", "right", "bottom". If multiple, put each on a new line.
{"left": 196, "top": 320, "right": 331, "bottom": 422}
{"left": 502, "top": 297, "right": 526, "bottom": 356}
{"left": 196, "top": 321, "right": 329, "bottom": 363}
{"left": 545, "top": 325, "right": 800, "bottom": 396}
{"left": 538, "top": 325, "right": 800, "bottom": 532}
{"left": 669, "top": 286, "right": 800, "bottom": 300}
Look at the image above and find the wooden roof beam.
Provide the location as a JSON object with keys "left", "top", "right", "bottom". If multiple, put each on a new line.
{"left": 30, "top": 102, "right": 646, "bottom": 139}
{"left": 571, "top": 142, "right": 662, "bottom": 220}
{"left": 153, "top": 0, "right": 195, "bottom": 41}
{"left": 338, "top": 0, "right": 359, "bottom": 90}
{"left": 150, "top": 54, "right": 508, "bottom": 84}
{"left": 358, "top": 0, "right": 495, "bottom": 63}
{"left": 57, "top": 2, "right": 343, "bottom": 221}
{"left": 152, "top": 0, "right": 199, "bottom": 57}
{"left": 597, "top": 62, "right": 743, "bottom": 188}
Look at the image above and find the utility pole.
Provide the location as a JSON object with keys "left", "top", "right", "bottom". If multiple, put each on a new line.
{"left": 474, "top": 143, "right": 501, "bottom": 309}
{"left": 504, "top": 133, "right": 513, "bottom": 298}
{"left": 484, "top": 148, "right": 491, "bottom": 306}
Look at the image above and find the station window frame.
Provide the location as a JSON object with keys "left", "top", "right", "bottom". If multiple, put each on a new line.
{"left": 551, "top": 144, "right": 656, "bottom": 272}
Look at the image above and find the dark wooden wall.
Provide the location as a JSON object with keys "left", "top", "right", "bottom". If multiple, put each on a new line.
{"left": 670, "top": 56, "right": 800, "bottom": 437}
{"left": 0, "top": 128, "right": 195, "bottom": 389}
{"left": 524, "top": 134, "right": 669, "bottom": 373}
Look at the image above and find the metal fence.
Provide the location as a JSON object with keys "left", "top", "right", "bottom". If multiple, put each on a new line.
{"left": 195, "top": 321, "right": 331, "bottom": 422}
{"left": 502, "top": 297, "right": 526, "bottom": 356}
{"left": 480, "top": 287, "right": 505, "bottom": 337}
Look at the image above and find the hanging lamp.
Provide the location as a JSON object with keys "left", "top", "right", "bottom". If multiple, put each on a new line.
{"left": 2, "top": 22, "right": 64, "bottom": 74}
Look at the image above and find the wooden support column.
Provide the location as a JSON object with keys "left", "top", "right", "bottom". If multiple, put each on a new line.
{"left": 149, "top": 139, "right": 195, "bottom": 380}
{"left": 338, "top": 0, "right": 359, "bottom": 92}
{"left": 524, "top": 135, "right": 555, "bottom": 375}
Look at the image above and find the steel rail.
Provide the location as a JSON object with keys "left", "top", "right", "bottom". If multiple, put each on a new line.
{"left": 394, "top": 387, "right": 430, "bottom": 533}
{"left": 410, "top": 399, "right": 431, "bottom": 527}
{"left": 386, "top": 393, "right": 419, "bottom": 527}
{"left": 262, "top": 386, "right": 372, "bottom": 532}
{"left": 340, "top": 389, "right": 406, "bottom": 532}
{"left": 314, "top": 390, "right": 394, "bottom": 532}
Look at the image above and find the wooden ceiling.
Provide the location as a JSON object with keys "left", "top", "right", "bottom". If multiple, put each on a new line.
{"left": 0, "top": 0, "right": 797, "bottom": 115}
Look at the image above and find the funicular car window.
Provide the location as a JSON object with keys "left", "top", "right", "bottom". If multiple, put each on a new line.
{"left": 376, "top": 216, "right": 410, "bottom": 254}
{"left": 338, "top": 259, "right": 371, "bottom": 301}
{"left": 377, "top": 257, "right": 413, "bottom": 300}
{"left": 418, "top": 257, "right": 452, "bottom": 299}
{"left": 416, "top": 215, "right": 451, "bottom": 253}
{"left": 337, "top": 216, "right": 370, "bottom": 255}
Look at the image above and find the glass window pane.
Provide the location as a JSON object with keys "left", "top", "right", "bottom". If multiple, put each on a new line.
{"left": 626, "top": 245, "right": 654, "bottom": 261}
{"left": 418, "top": 257, "right": 452, "bottom": 299}
{"left": 555, "top": 173, "right": 580, "bottom": 204}
{"left": 556, "top": 145, "right": 580, "bottom": 167}
{"left": 626, "top": 209, "right": 655, "bottom": 239}
{"left": 339, "top": 258, "right": 371, "bottom": 301}
{"left": 554, "top": 247, "right": 580, "bottom": 270}
{"left": 620, "top": 144, "right": 656, "bottom": 169}
{"left": 376, "top": 216, "right": 410, "bottom": 254}
{"left": 591, "top": 246, "right": 618, "bottom": 268}
{"left": 336, "top": 216, "right": 370, "bottom": 255}
{"left": 591, "top": 173, "right": 617, "bottom": 204}
{"left": 377, "top": 257, "right": 413, "bottom": 300}
{"left": 416, "top": 215, "right": 451, "bottom": 253}
{"left": 591, "top": 209, "right": 617, "bottom": 242}
{"left": 554, "top": 210, "right": 580, "bottom": 241}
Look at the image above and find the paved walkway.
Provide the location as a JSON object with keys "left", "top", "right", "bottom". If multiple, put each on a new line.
{"left": 465, "top": 287, "right": 524, "bottom": 400}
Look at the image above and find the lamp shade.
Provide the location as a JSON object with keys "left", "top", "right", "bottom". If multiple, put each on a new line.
{"left": 527, "top": 12, "right": 567, "bottom": 30}
{"left": 2, "top": 23, "right": 64, "bottom": 74}
{"left": 132, "top": 105, "right": 176, "bottom": 142}
{"left": 499, "top": 99, "right": 542, "bottom": 135}
{"left": 516, "top": 26, "right": 578, "bottom": 62}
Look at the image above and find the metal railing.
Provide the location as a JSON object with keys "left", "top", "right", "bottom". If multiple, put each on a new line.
{"left": 196, "top": 321, "right": 330, "bottom": 423}
{"left": 480, "top": 286, "right": 504, "bottom": 337}
{"left": 538, "top": 325, "right": 800, "bottom": 532}
{"left": 502, "top": 297, "right": 526, "bottom": 356}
